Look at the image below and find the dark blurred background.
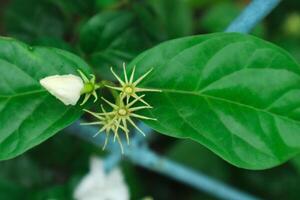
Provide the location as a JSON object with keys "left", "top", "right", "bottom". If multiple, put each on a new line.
{"left": 0, "top": 0, "right": 300, "bottom": 199}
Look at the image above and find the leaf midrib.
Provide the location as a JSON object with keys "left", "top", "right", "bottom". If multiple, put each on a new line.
{"left": 161, "top": 88, "right": 300, "bottom": 126}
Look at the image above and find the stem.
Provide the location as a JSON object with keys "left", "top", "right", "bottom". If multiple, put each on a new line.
{"left": 66, "top": 121, "right": 259, "bottom": 200}
{"left": 99, "top": 80, "right": 119, "bottom": 100}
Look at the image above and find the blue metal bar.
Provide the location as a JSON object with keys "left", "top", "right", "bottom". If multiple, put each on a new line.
{"left": 226, "top": 0, "right": 281, "bottom": 33}
{"left": 66, "top": 122, "right": 260, "bottom": 200}
{"left": 103, "top": 152, "right": 122, "bottom": 172}
{"left": 127, "top": 148, "right": 259, "bottom": 200}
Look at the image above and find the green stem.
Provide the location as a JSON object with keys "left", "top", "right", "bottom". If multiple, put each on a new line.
{"left": 99, "top": 80, "right": 119, "bottom": 100}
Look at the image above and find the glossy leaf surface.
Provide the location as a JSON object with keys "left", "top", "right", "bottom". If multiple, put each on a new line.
{"left": 128, "top": 33, "right": 300, "bottom": 169}
{"left": 0, "top": 37, "right": 90, "bottom": 160}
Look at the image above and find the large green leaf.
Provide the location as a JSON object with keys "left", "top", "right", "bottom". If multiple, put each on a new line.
{"left": 0, "top": 37, "right": 91, "bottom": 160}
{"left": 128, "top": 32, "right": 300, "bottom": 169}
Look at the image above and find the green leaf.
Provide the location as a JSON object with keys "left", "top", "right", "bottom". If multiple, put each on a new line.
{"left": 201, "top": 2, "right": 240, "bottom": 32}
{"left": 33, "top": 37, "right": 73, "bottom": 52}
{"left": 79, "top": 10, "right": 153, "bottom": 80}
{"left": 128, "top": 32, "right": 300, "bottom": 169}
{"left": 147, "top": 0, "right": 193, "bottom": 39}
{"left": 0, "top": 37, "right": 91, "bottom": 160}
{"left": 186, "top": 0, "right": 230, "bottom": 8}
{"left": 4, "top": 0, "right": 67, "bottom": 43}
{"left": 80, "top": 11, "right": 135, "bottom": 54}
{"left": 95, "top": 0, "right": 119, "bottom": 9}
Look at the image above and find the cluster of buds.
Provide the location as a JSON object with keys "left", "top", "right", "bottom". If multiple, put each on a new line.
{"left": 39, "top": 63, "right": 160, "bottom": 153}
{"left": 83, "top": 63, "right": 161, "bottom": 153}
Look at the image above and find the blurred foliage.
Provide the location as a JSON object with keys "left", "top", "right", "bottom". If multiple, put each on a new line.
{"left": 1, "top": 0, "right": 300, "bottom": 199}
{"left": 167, "top": 140, "right": 230, "bottom": 181}
{"left": 236, "top": 165, "right": 300, "bottom": 200}
{"left": 79, "top": 9, "right": 154, "bottom": 80}
{"left": 4, "top": 0, "right": 67, "bottom": 43}
{"left": 0, "top": 132, "right": 103, "bottom": 199}
{"left": 200, "top": 2, "right": 265, "bottom": 36}
{"left": 79, "top": 0, "right": 193, "bottom": 80}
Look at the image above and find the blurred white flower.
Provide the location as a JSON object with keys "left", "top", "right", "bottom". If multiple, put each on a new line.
{"left": 74, "top": 156, "right": 129, "bottom": 200}
{"left": 40, "top": 74, "right": 84, "bottom": 106}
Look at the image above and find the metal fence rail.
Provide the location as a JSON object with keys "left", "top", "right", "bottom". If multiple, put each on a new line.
{"left": 66, "top": 0, "right": 281, "bottom": 199}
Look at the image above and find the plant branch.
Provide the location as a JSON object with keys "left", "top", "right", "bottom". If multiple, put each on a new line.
{"left": 66, "top": 121, "right": 259, "bottom": 200}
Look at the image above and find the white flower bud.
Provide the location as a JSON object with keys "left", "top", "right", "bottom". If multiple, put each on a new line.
{"left": 40, "top": 74, "right": 84, "bottom": 106}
